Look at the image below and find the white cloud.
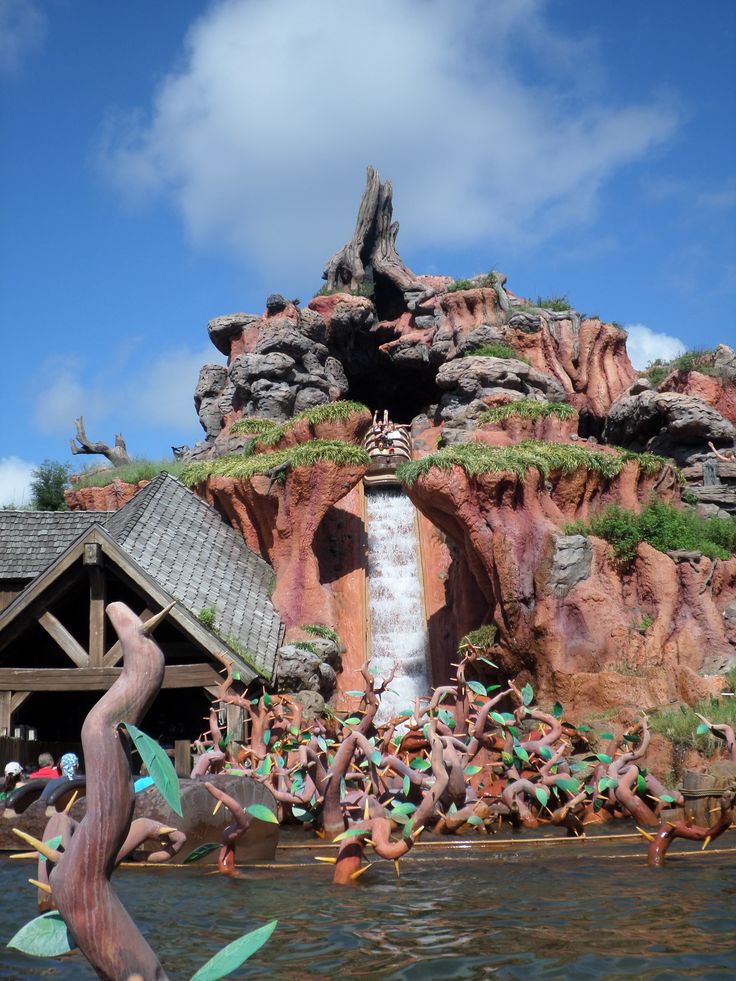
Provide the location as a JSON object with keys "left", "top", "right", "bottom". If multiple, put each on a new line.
{"left": 624, "top": 323, "right": 686, "bottom": 370}
{"left": 0, "top": 456, "right": 35, "bottom": 507}
{"left": 0, "top": 0, "right": 46, "bottom": 74}
{"left": 98, "top": 0, "right": 680, "bottom": 282}
{"left": 32, "top": 346, "right": 220, "bottom": 443}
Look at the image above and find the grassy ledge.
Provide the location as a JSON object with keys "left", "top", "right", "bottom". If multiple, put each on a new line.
{"left": 74, "top": 459, "right": 188, "bottom": 489}
{"left": 230, "top": 401, "right": 370, "bottom": 444}
{"left": 181, "top": 440, "right": 370, "bottom": 488}
{"left": 396, "top": 440, "right": 669, "bottom": 487}
{"left": 478, "top": 400, "right": 577, "bottom": 426}
{"left": 566, "top": 499, "right": 736, "bottom": 563}
{"left": 650, "top": 680, "right": 736, "bottom": 755}
{"left": 642, "top": 347, "right": 726, "bottom": 387}
{"left": 462, "top": 342, "right": 530, "bottom": 364}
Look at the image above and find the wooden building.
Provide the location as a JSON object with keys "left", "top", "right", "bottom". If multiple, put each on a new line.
{"left": 0, "top": 473, "right": 284, "bottom": 742}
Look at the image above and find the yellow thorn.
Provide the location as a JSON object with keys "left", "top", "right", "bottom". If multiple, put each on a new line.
{"left": 314, "top": 828, "right": 325, "bottom": 839}
{"left": 314, "top": 856, "right": 337, "bottom": 864}
{"left": 411, "top": 824, "right": 425, "bottom": 840}
{"left": 157, "top": 826, "right": 178, "bottom": 835}
{"left": 64, "top": 789, "right": 79, "bottom": 813}
{"left": 141, "top": 601, "right": 176, "bottom": 635}
{"left": 702, "top": 835, "right": 712, "bottom": 851}
{"left": 28, "top": 878, "right": 52, "bottom": 895}
{"left": 12, "top": 829, "right": 61, "bottom": 863}
{"left": 394, "top": 859, "right": 401, "bottom": 880}
{"left": 212, "top": 800, "right": 222, "bottom": 816}
{"left": 364, "top": 798, "right": 370, "bottom": 821}
{"left": 9, "top": 851, "right": 38, "bottom": 860}
{"left": 349, "top": 863, "right": 373, "bottom": 880}
{"left": 636, "top": 826, "right": 655, "bottom": 842}
{"left": 666, "top": 821, "right": 678, "bottom": 829}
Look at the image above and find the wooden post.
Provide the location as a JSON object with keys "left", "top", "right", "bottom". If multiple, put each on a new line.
{"left": 225, "top": 700, "right": 244, "bottom": 743}
{"left": 174, "top": 739, "right": 191, "bottom": 778}
{"left": 87, "top": 562, "right": 106, "bottom": 667}
{"left": 0, "top": 691, "right": 11, "bottom": 735}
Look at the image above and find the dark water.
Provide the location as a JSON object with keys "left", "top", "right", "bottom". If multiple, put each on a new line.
{"left": 2, "top": 837, "right": 735, "bottom": 980}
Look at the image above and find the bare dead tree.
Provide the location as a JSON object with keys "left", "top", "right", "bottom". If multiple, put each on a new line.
{"left": 69, "top": 416, "right": 130, "bottom": 466}
{"left": 322, "top": 166, "right": 434, "bottom": 310}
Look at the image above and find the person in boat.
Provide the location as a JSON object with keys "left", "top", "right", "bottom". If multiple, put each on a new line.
{"left": 1, "top": 761, "right": 24, "bottom": 801}
{"left": 28, "top": 752, "right": 60, "bottom": 780}
{"left": 39, "top": 752, "right": 81, "bottom": 802}
{"left": 707, "top": 440, "right": 736, "bottom": 462}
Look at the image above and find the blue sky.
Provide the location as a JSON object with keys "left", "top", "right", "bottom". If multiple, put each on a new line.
{"left": 1, "top": 0, "right": 734, "bottom": 505}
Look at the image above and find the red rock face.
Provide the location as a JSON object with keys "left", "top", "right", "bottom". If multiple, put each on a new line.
{"left": 659, "top": 370, "right": 736, "bottom": 425}
{"left": 404, "top": 461, "right": 735, "bottom": 714}
{"left": 471, "top": 409, "right": 579, "bottom": 446}
{"left": 65, "top": 481, "right": 147, "bottom": 511}
{"left": 194, "top": 460, "right": 367, "bottom": 630}
{"left": 510, "top": 319, "right": 637, "bottom": 418}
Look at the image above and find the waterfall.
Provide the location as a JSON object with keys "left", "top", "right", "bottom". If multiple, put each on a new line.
{"left": 365, "top": 486, "right": 431, "bottom": 723}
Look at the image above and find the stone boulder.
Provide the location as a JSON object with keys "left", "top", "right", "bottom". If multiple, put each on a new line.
{"left": 658, "top": 366, "right": 736, "bottom": 426}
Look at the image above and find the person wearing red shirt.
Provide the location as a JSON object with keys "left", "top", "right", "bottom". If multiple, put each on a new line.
{"left": 28, "top": 752, "right": 59, "bottom": 779}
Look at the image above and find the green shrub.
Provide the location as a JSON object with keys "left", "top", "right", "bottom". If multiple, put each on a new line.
{"left": 181, "top": 440, "right": 370, "bottom": 488}
{"left": 445, "top": 270, "right": 499, "bottom": 294}
{"left": 535, "top": 295, "right": 572, "bottom": 312}
{"left": 397, "top": 440, "right": 669, "bottom": 487}
{"left": 459, "top": 624, "right": 497, "bottom": 651}
{"left": 478, "top": 400, "right": 577, "bottom": 426}
{"left": 198, "top": 607, "right": 216, "bottom": 629}
{"left": 672, "top": 348, "right": 717, "bottom": 375}
{"left": 31, "top": 459, "right": 72, "bottom": 510}
{"left": 74, "top": 459, "right": 188, "bottom": 489}
{"left": 292, "top": 641, "right": 322, "bottom": 657}
{"left": 463, "top": 342, "right": 530, "bottom": 364}
{"left": 315, "top": 281, "right": 375, "bottom": 298}
{"left": 566, "top": 499, "right": 736, "bottom": 564}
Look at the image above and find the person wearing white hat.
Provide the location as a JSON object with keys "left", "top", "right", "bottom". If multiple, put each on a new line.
{"left": 1, "top": 761, "right": 24, "bottom": 801}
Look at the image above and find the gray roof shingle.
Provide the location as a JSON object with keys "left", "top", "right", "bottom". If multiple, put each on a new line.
{"left": 0, "top": 474, "right": 284, "bottom": 679}
{"left": 0, "top": 511, "right": 107, "bottom": 578}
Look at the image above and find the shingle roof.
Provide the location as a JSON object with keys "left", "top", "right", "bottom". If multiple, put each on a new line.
{"left": 0, "top": 511, "right": 106, "bottom": 578}
{"left": 0, "top": 475, "right": 284, "bottom": 679}
{"left": 105, "top": 473, "right": 283, "bottom": 677}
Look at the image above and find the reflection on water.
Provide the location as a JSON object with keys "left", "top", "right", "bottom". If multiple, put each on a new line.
{"left": 1, "top": 839, "right": 735, "bottom": 980}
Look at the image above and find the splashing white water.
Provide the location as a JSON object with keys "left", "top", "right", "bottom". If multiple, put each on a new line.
{"left": 365, "top": 486, "right": 431, "bottom": 723}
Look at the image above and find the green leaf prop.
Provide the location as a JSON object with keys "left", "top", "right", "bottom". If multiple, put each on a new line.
{"left": 599, "top": 732, "right": 614, "bottom": 741}
{"left": 316, "top": 736, "right": 327, "bottom": 752}
{"left": 333, "top": 827, "right": 369, "bottom": 842}
{"left": 659, "top": 794, "right": 675, "bottom": 804}
{"left": 535, "top": 787, "right": 549, "bottom": 807}
{"left": 501, "top": 751, "right": 514, "bottom": 766}
{"left": 190, "top": 920, "right": 277, "bottom": 981}
{"left": 370, "top": 750, "right": 383, "bottom": 766}
{"left": 391, "top": 801, "right": 417, "bottom": 815}
{"left": 263, "top": 729, "right": 271, "bottom": 746}
{"left": 553, "top": 701, "right": 564, "bottom": 719}
{"left": 696, "top": 723, "right": 710, "bottom": 735}
{"left": 7, "top": 911, "right": 76, "bottom": 958}
{"left": 38, "top": 834, "right": 63, "bottom": 864}
{"left": 466, "top": 814, "right": 484, "bottom": 826}
{"left": 521, "top": 683, "right": 534, "bottom": 706}
{"left": 389, "top": 811, "right": 412, "bottom": 825}
{"left": 183, "top": 842, "right": 222, "bottom": 864}
{"left": 595, "top": 753, "right": 612, "bottom": 764}
{"left": 345, "top": 691, "right": 365, "bottom": 697}
{"left": 490, "top": 711, "right": 506, "bottom": 726}
{"left": 636, "top": 773, "right": 647, "bottom": 794}
{"left": 410, "top": 758, "right": 430, "bottom": 771}
{"left": 467, "top": 681, "right": 487, "bottom": 697}
{"left": 402, "top": 775, "right": 411, "bottom": 796}
{"left": 556, "top": 778, "right": 580, "bottom": 794}
{"left": 245, "top": 804, "right": 279, "bottom": 824}
{"left": 121, "top": 721, "right": 182, "bottom": 817}
{"left": 292, "top": 807, "right": 312, "bottom": 822}
{"left": 538, "top": 746, "right": 553, "bottom": 761}
{"left": 514, "top": 745, "right": 530, "bottom": 764}
{"left": 480, "top": 657, "right": 498, "bottom": 667}
{"left": 486, "top": 684, "right": 501, "bottom": 693}
{"left": 464, "top": 765, "right": 482, "bottom": 776}
{"left": 343, "top": 717, "right": 361, "bottom": 726}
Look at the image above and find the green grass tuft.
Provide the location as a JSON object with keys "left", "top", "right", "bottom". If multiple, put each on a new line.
{"left": 565, "top": 499, "right": 736, "bottom": 564}
{"left": 198, "top": 607, "right": 216, "bottom": 629}
{"left": 315, "top": 281, "right": 375, "bottom": 298}
{"left": 74, "top": 459, "right": 188, "bottom": 488}
{"left": 650, "top": 694, "right": 736, "bottom": 755}
{"left": 396, "top": 440, "right": 669, "bottom": 488}
{"left": 535, "top": 295, "right": 572, "bottom": 312}
{"left": 459, "top": 624, "right": 497, "bottom": 651}
{"left": 229, "top": 418, "right": 281, "bottom": 436}
{"left": 478, "top": 400, "right": 577, "bottom": 426}
{"left": 463, "top": 342, "right": 530, "bottom": 364}
{"left": 181, "top": 440, "right": 370, "bottom": 488}
{"left": 445, "top": 270, "right": 500, "bottom": 294}
{"left": 231, "top": 401, "right": 370, "bottom": 447}
{"left": 302, "top": 624, "right": 340, "bottom": 645}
